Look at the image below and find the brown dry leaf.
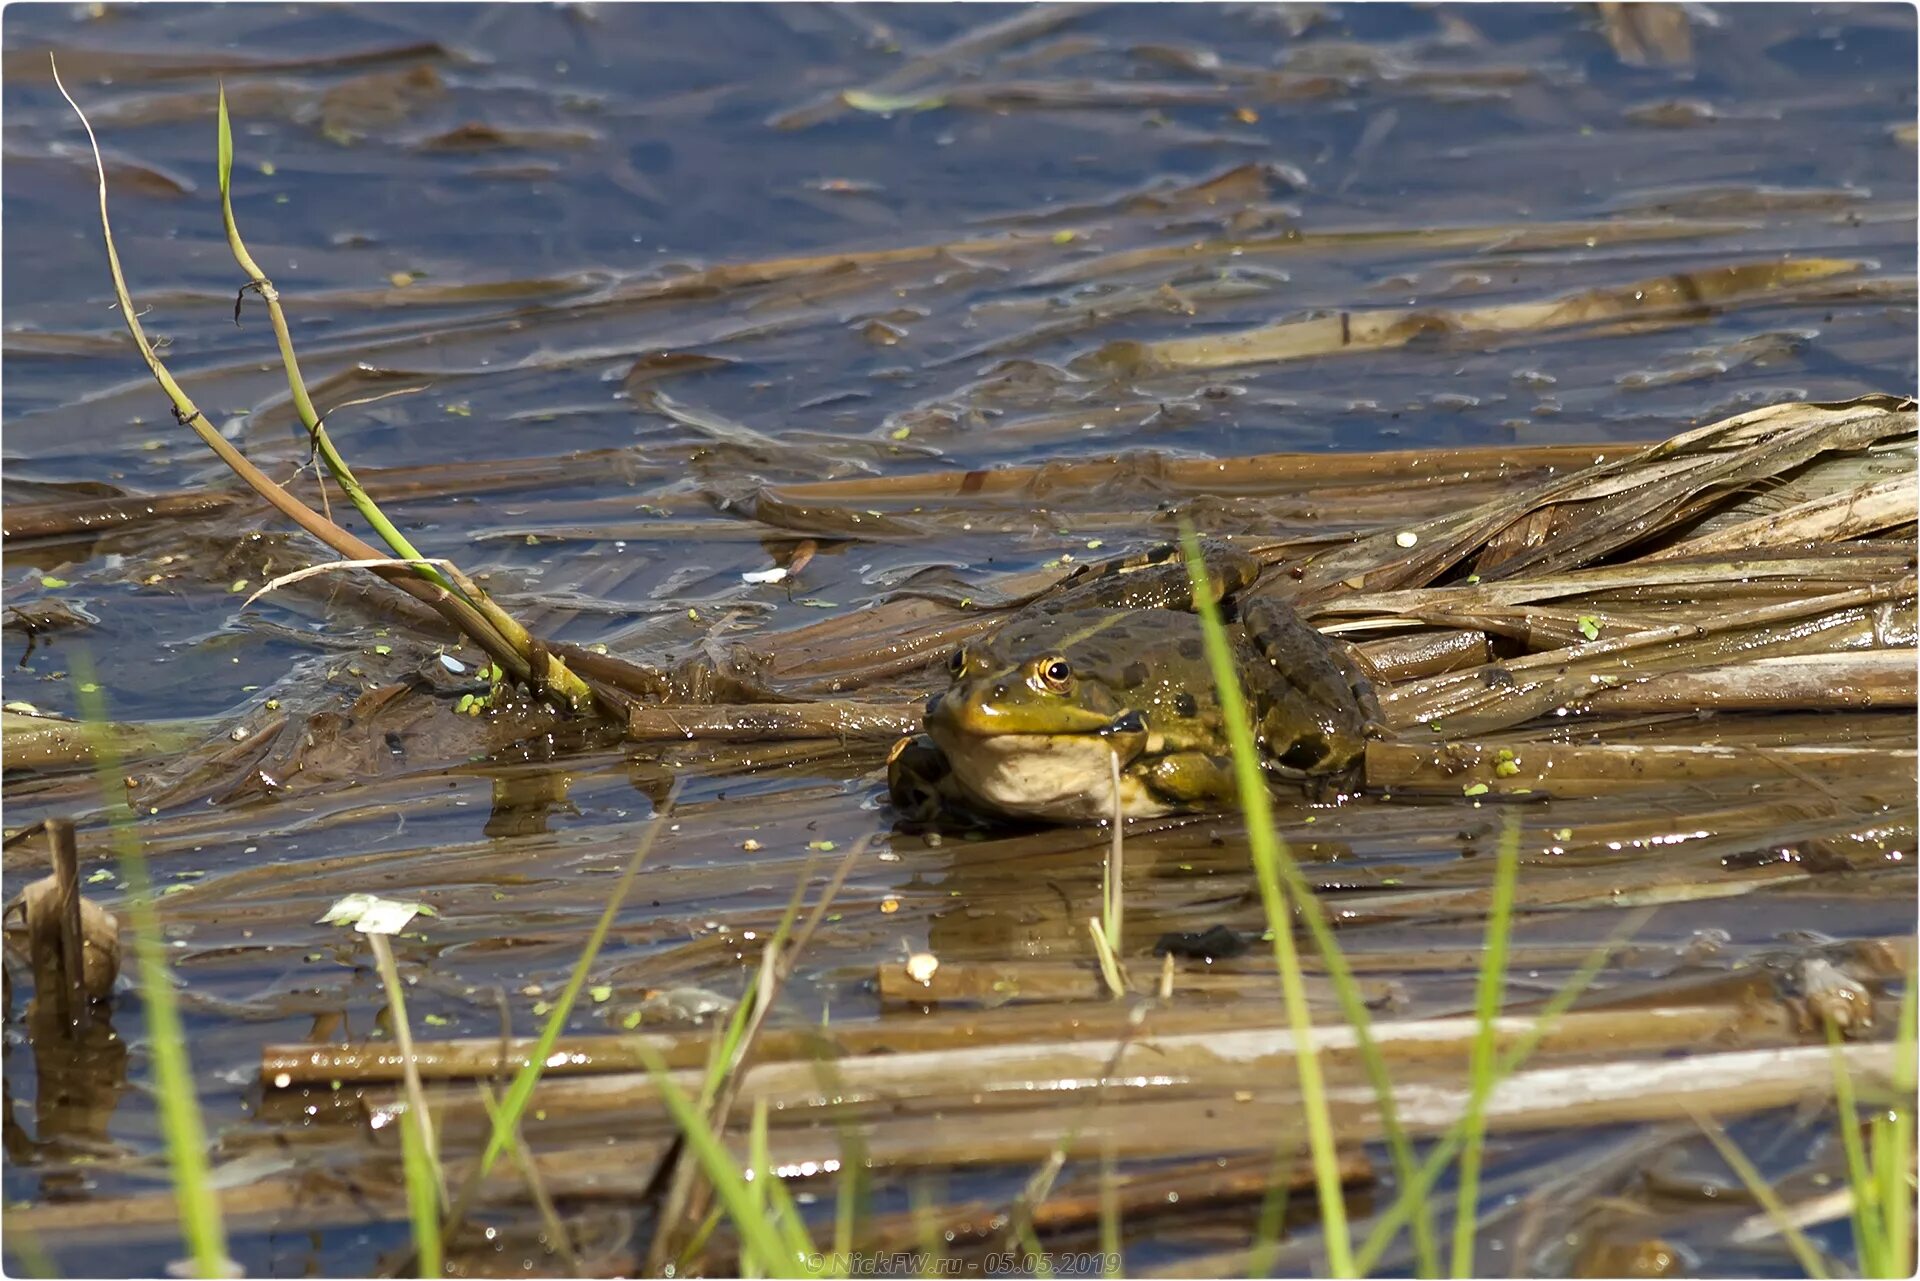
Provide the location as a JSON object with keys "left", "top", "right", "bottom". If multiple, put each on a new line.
{"left": 1598, "top": 2, "right": 1694, "bottom": 69}
{"left": 416, "top": 121, "right": 601, "bottom": 152}
{"left": 318, "top": 65, "right": 446, "bottom": 143}
{"left": 13, "top": 873, "right": 121, "bottom": 1000}
{"left": 1081, "top": 258, "right": 1864, "bottom": 376}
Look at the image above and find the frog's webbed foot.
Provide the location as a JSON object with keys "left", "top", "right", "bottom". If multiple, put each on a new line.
{"left": 886, "top": 734, "right": 955, "bottom": 823}
{"left": 1032, "top": 539, "right": 1262, "bottom": 614}
{"left": 1238, "top": 594, "right": 1378, "bottom": 775}
{"left": 1328, "top": 636, "right": 1387, "bottom": 737}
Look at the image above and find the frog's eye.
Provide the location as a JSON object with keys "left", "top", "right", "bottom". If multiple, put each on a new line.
{"left": 947, "top": 647, "right": 967, "bottom": 676}
{"left": 1041, "top": 658, "right": 1073, "bottom": 689}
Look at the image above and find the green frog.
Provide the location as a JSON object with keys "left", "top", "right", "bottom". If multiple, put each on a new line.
{"left": 886, "top": 541, "right": 1378, "bottom": 823}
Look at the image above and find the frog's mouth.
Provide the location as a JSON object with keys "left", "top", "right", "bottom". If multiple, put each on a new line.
{"left": 925, "top": 691, "right": 1147, "bottom": 747}
{"left": 925, "top": 704, "right": 1158, "bottom": 821}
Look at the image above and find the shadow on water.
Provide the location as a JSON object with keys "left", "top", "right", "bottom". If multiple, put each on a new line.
{"left": 2, "top": 3, "right": 1916, "bottom": 1275}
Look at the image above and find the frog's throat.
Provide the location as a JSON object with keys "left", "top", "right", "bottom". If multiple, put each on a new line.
{"left": 927, "top": 725, "right": 1161, "bottom": 822}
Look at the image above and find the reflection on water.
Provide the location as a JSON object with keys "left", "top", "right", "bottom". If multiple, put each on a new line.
{"left": 3, "top": 3, "right": 1915, "bottom": 1275}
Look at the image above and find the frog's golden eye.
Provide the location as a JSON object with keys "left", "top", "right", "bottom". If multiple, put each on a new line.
{"left": 948, "top": 647, "right": 967, "bottom": 676}
{"left": 1040, "top": 657, "right": 1073, "bottom": 689}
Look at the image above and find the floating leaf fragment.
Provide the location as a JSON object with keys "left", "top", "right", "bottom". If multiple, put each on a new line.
{"left": 320, "top": 893, "right": 425, "bottom": 935}
{"left": 843, "top": 88, "right": 945, "bottom": 114}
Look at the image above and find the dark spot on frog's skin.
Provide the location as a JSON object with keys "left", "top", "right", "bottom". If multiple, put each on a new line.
{"left": 1121, "top": 662, "right": 1149, "bottom": 688}
{"left": 1177, "top": 638, "right": 1204, "bottom": 661}
{"left": 1279, "top": 735, "right": 1328, "bottom": 771}
{"left": 1173, "top": 692, "right": 1198, "bottom": 717}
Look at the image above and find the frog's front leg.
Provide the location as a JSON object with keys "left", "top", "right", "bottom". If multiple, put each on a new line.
{"left": 886, "top": 733, "right": 959, "bottom": 822}
{"left": 1141, "top": 751, "right": 1239, "bottom": 809}
{"left": 1035, "top": 539, "right": 1262, "bottom": 614}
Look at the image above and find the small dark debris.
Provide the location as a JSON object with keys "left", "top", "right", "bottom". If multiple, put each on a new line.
{"left": 1154, "top": 923, "right": 1251, "bottom": 961}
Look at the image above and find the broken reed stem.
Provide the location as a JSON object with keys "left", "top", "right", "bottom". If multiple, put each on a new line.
{"left": 49, "top": 61, "right": 610, "bottom": 722}
{"left": 215, "top": 86, "right": 598, "bottom": 714}
{"left": 46, "top": 817, "right": 86, "bottom": 1030}
{"left": 215, "top": 87, "right": 451, "bottom": 594}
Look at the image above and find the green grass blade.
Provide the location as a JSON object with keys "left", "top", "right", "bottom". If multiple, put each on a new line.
{"left": 1099, "top": 1138, "right": 1123, "bottom": 1277}
{"left": 633, "top": 1039, "right": 805, "bottom": 1276}
{"left": 1449, "top": 815, "right": 1520, "bottom": 1276}
{"left": 800, "top": 1051, "right": 866, "bottom": 1278}
{"left": 74, "top": 657, "right": 231, "bottom": 1277}
{"left": 1177, "top": 527, "right": 1353, "bottom": 1277}
{"left": 368, "top": 930, "right": 448, "bottom": 1276}
{"left": 6, "top": 1225, "right": 60, "bottom": 1277}
{"left": 752, "top": 1097, "right": 818, "bottom": 1271}
{"left": 679, "top": 1207, "right": 726, "bottom": 1273}
{"left": 1690, "top": 1109, "right": 1831, "bottom": 1279}
{"left": 1174, "top": 526, "right": 1433, "bottom": 1274}
{"left": 215, "top": 82, "right": 233, "bottom": 205}
{"left": 1827, "top": 1018, "right": 1887, "bottom": 1276}
{"left": 1882, "top": 977, "right": 1917, "bottom": 1276}
{"left": 477, "top": 1085, "right": 580, "bottom": 1274}
{"left": 479, "top": 789, "right": 675, "bottom": 1177}
{"left": 1352, "top": 908, "right": 1650, "bottom": 1274}
{"left": 398, "top": 1091, "right": 444, "bottom": 1278}
{"left": 1247, "top": 1137, "right": 1297, "bottom": 1277}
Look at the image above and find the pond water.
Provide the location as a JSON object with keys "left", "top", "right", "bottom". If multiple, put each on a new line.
{"left": 3, "top": 3, "right": 1915, "bottom": 1277}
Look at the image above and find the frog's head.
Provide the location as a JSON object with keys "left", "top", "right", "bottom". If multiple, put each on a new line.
{"left": 922, "top": 611, "right": 1156, "bottom": 820}
{"left": 926, "top": 612, "right": 1148, "bottom": 738}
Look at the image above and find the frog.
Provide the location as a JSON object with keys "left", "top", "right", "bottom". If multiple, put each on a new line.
{"left": 886, "top": 540, "right": 1378, "bottom": 824}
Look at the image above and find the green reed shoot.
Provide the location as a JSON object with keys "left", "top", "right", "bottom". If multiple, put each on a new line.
{"left": 476, "top": 787, "right": 674, "bottom": 1180}
{"left": 398, "top": 1086, "right": 444, "bottom": 1277}
{"left": 215, "top": 86, "right": 452, "bottom": 601}
{"left": 1176, "top": 527, "right": 1439, "bottom": 1274}
{"left": 1351, "top": 909, "right": 1651, "bottom": 1275}
{"left": 367, "top": 930, "right": 445, "bottom": 1277}
{"left": 632, "top": 1036, "right": 813, "bottom": 1274}
{"left": 1690, "top": 1109, "right": 1832, "bottom": 1278}
{"left": 1877, "top": 976, "right": 1916, "bottom": 1277}
{"left": 1099, "top": 1137, "right": 1123, "bottom": 1278}
{"left": 1830, "top": 973, "right": 1917, "bottom": 1279}
{"left": 1449, "top": 814, "right": 1520, "bottom": 1276}
{"left": 1176, "top": 528, "right": 1353, "bottom": 1276}
{"left": 1093, "top": 748, "right": 1126, "bottom": 997}
{"left": 1247, "top": 1137, "right": 1297, "bottom": 1277}
{"left": 74, "top": 657, "right": 231, "bottom": 1278}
